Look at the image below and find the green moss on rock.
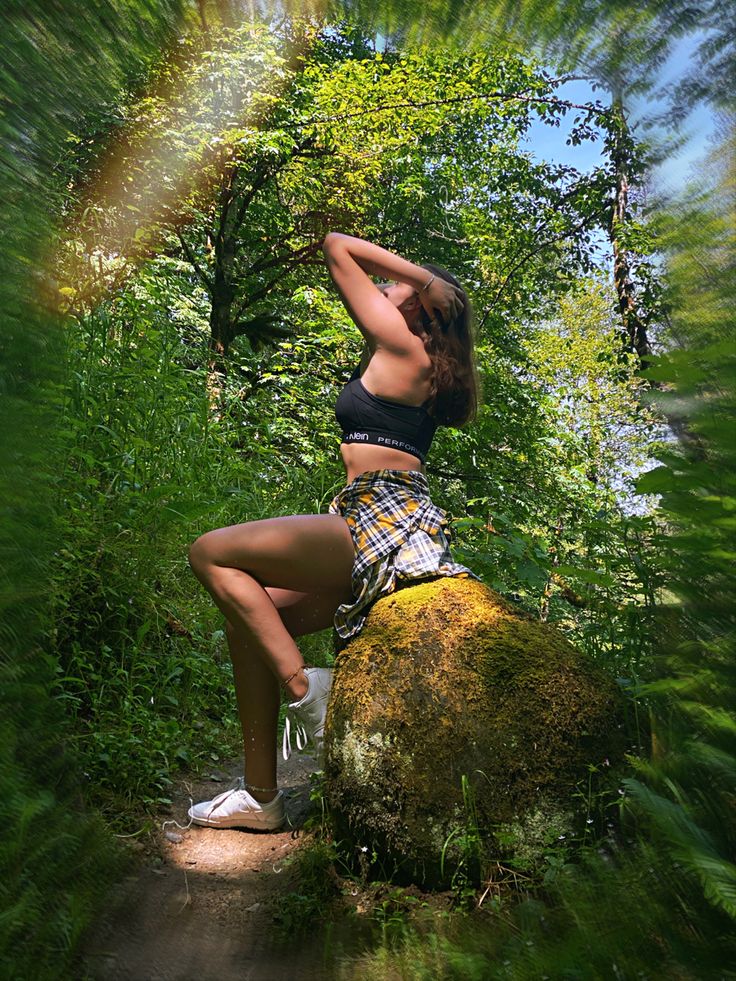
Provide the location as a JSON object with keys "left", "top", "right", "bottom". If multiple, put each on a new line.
{"left": 324, "top": 577, "right": 627, "bottom": 888}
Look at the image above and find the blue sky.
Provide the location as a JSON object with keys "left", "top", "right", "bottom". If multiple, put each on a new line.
{"left": 374, "top": 27, "right": 717, "bottom": 195}
{"left": 520, "top": 29, "right": 718, "bottom": 195}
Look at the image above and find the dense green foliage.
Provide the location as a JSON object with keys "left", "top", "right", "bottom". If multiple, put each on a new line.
{"left": 0, "top": 3, "right": 201, "bottom": 978}
{"left": 1, "top": 2, "right": 733, "bottom": 979}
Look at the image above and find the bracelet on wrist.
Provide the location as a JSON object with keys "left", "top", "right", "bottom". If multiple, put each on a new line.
{"left": 421, "top": 274, "right": 436, "bottom": 292}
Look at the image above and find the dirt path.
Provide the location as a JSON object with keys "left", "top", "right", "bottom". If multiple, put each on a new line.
{"left": 80, "top": 753, "right": 336, "bottom": 980}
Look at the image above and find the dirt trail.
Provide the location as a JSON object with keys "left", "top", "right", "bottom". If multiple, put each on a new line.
{"left": 80, "top": 754, "right": 336, "bottom": 981}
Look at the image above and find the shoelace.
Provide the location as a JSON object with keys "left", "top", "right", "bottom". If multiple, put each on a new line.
{"left": 205, "top": 776, "right": 246, "bottom": 818}
{"left": 282, "top": 711, "right": 308, "bottom": 761}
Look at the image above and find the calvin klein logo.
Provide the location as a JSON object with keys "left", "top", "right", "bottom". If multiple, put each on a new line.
{"left": 377, "top": 436, "right": 418, "bottom": 453}
{"left": 343, "top": 431, "right": 421, "bottom": 459}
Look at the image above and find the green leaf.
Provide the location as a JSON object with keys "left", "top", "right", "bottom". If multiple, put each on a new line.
{"left": 556, "top": 564, "right": 616, "bottom": 587}
{"left": 634, "top": 466, "right": 677, "bottom": 494}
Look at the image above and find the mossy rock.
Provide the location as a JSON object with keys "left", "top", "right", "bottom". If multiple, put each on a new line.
{"left": 325, "top": 576, "right": 627, "bottom": 888}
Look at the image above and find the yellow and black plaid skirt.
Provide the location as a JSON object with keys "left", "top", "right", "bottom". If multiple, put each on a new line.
{"left": 327, "top": 467, "right": 482, "bottom": 641}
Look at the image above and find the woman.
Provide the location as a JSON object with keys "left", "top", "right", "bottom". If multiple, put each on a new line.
{"left": 187, "top": 232, "right": 482, "bottom": 831}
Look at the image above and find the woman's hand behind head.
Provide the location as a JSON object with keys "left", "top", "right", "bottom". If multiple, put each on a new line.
{"left": 418, "top": 276, "right": 465, "bottom": 328}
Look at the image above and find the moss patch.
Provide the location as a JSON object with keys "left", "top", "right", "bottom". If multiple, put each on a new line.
{"left": 324, "top": 577, "right": 627, "bottom": 888}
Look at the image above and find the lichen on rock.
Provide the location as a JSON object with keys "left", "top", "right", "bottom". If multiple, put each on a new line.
{"left": 324, "top": 576, "right": 627, "bottom": 888}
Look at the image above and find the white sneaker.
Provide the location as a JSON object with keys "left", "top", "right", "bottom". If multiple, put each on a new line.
{"left": 282, "top": 667, "right": 333, "bottom": 768}
{"left": 187, "top": 777, "right": 285, "bottom": 830}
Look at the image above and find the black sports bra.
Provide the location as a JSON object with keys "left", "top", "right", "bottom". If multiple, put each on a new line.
{"left": 335, "top": 362, "right": 438, "bottom": 464}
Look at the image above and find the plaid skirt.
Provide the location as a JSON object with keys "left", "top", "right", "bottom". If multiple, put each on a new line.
{"left": 327, "top": 468, "right": 482, "bottom": 641}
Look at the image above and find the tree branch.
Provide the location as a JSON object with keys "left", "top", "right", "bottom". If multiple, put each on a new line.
{"left": 231, "top": 135, "right": 320, "bottom": 233}
{"left": 230, "top": 240, "right": 324, "bottom": 321}
{"left": 175, "top": 227, "right": 214, "bottom": 294}
{"left": 245, "top": 238, "right": 321, "bottom": 278}
{"left": 279, "top": 87, "right": 612, "bottom": 132}
{"left": 477, "top": 211, "right": 598, "bottom": 331}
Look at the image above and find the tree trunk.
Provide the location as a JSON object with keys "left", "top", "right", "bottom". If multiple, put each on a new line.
{"left": 609, "top": 95, "right": 653, "bottom": 367}
{"left": 608, "top": 90, "right": 707, "bottom": 460}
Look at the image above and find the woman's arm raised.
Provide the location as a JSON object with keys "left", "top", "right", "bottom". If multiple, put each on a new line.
{"left": 322, "top": 233, "right": 464, "bottom": 353}
{"left": 324, "top": 232, "right": 432, "bottom": 291}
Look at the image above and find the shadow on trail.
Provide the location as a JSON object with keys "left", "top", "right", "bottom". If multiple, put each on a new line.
{"left": 78, "top": 754, "right": 370, "bottom": 981}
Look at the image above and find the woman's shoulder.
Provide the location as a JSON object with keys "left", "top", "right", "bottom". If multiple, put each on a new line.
{"left": 365, "top": 333, "right": 431, "bottom": 373}
{"left": 361, "top": 342, "right": 433, "bottom": 406}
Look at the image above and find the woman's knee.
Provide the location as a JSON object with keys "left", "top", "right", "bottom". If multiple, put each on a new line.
{"left": 188, "top": 532, "right": 219, "bottom": 579}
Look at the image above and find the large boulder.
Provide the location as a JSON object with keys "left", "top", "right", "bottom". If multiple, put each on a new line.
{"left": 325, "top": 576, "right": 628, "bottom": 887}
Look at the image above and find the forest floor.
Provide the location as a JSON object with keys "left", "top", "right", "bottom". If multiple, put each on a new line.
{"left": 78, "top": 748, "right": 467, "bottom": 980}
{"left": 78, "top": 753, "right": 353, "bottom": 980}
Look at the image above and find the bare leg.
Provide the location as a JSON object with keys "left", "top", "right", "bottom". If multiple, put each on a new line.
{"left": 188, "top": 513, "right": 355, "bottom": 803}
{"left": 191, "top": 563, "right": 309, "bottom": 703}
{"left": 188, "top": 513, "right": 355, "bottom": 706}
{"left": 225, "top": 619, "right": 280, "bottom": 803}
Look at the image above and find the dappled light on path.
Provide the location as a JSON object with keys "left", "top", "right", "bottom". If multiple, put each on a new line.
{"left": 81, "top": 754, "right": 331, "bottom": 981}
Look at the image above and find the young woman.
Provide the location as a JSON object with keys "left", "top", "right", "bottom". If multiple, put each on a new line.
{"left": 187, "top": 233, "right": 482, "bottom": 830}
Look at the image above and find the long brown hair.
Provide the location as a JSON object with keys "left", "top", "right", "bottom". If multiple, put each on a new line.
{"left": 416, "top": 263, "right": 482, "bottom": 428}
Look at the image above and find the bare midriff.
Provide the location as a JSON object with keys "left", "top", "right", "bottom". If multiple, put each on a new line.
{"left": 340, "top": 442, "right": 426, "bottom": 485}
